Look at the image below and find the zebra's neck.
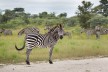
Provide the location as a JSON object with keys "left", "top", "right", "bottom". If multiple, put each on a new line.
{"left": 42, "top": 32, "right": 59, "bottom": 47}
{"left": 47, "top": 31, "right": 59, "bottom": 42}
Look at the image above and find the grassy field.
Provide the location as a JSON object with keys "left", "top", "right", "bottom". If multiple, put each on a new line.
{"left": 0, "top": 26, "right": 108, "bottom": 64}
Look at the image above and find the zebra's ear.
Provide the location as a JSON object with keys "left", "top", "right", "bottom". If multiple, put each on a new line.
{"left": 59, "top": 24, "right": 63, "bottom": 29}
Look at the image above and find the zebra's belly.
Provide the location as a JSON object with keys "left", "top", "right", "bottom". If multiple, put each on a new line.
{"left": 26, "top": 42, "right": 48, "bottom": 49}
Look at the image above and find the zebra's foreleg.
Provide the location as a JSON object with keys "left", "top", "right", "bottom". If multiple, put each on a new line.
{"left": 26, "top": 49, "right": 32, "bottom": 65}
{"left": 49, "top": 47, "right": 54, "bottom": 64}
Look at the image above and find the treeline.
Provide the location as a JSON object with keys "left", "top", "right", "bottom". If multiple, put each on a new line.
{"left": 0, "top": 7, "right": 75, "bottom": 28}
{"left": 0, "top": 0, "right": 108, "bottom": 29}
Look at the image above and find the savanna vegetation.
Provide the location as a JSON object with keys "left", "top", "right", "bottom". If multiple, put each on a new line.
{"left": 0, "top": 0, "right": 108, "bottom": 64}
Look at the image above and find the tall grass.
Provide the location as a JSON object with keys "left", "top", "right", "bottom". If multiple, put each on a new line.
{"left": 0, "top": 27, "right": 108, "bottom": 64}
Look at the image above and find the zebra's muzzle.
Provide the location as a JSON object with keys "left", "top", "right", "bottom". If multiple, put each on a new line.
{"left": 60, "top": 35, "right": 63, "bottom": 39}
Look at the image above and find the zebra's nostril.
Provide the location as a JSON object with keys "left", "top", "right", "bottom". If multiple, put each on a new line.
{"left": 60, "top": 35, "right": 63, "bottom": 39}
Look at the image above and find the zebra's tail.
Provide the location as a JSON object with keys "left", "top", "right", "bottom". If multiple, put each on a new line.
{"left": 18, "top": 28, "right": 25, "bottom": 37}
{"left": 15, "top": 41, "right": 25, "bottom": 51}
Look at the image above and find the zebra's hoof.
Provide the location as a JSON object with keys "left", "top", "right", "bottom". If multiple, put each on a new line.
{"left": 26, "top": 60, "right": 30, "bottom": 65}
{"left": 49, "top": 60, "right": 53, "bottom": 64}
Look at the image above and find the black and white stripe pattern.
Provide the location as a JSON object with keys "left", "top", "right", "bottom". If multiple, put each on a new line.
{"left": 18, "top": 27, "right": 39, "bottom": 36}
{"left": 80, "top": 27, "right": 108, "bottom": 39}
{"left": 15, "top": 24, "right": 64, "bottom": 65}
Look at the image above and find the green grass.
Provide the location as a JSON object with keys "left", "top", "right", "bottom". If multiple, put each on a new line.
{"left": 0, "top": 27, "right": 108, "bottom": 64}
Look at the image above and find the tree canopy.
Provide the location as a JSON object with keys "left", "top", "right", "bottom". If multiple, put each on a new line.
{"left": 76, "top": 1, "right": 93, "bottom": 28}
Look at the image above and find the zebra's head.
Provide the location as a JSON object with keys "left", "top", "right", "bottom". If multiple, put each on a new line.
{"left": 49, "top": 24, "right": 64, "bottom": 39}
{"left": 57, "top": 24, "right": 64, "bottom": 39}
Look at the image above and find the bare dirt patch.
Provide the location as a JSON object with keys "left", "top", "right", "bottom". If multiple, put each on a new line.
{"left": 0, "top": 57, "right": 108, "bottom": 72}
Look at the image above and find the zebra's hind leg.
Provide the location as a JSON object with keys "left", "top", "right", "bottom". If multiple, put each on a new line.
{"left": 26, "top": 49, "right": 32, "bottom": 65}
{"left": 49, "top": 47, "right": 54, "bottom": 64}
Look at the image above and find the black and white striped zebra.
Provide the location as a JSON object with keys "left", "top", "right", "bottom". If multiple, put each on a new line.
{"left": 15, "top": 24, "right": 64, "bottom": 65}
{"left": 0, "top": 28, "right": 12, "bottom": 36}
{"left": 18, "top": 27, "right": 39, "bottom": 36}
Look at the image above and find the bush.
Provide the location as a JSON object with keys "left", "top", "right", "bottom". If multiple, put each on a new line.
{"left": 87, "top": 15, "right": 108, "bottom": 28}
{"left": 67, "top": 17, "right": 79, "bottom": 27}
{"left": 0, "top": 17, "right": 28, "bottom": 29}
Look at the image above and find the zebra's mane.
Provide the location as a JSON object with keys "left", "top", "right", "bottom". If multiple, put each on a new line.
{"left": 48, "top": 25, "right": 58, "bottom": 33}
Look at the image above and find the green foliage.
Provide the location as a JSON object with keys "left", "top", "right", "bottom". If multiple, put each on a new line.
{"left": 29, "top": 17, "right": 67, "bottom": 26}
{"left": 13, "top": 8, "right": 25, "bottom": 13}
{"left": 39, "top": 12, "right": 48, "bottom": 18}
{"left": 8, "top": 17, "right": 25, "bottom": 24}
{"left": 67, "top": 16, "right": 79, "bottom": 27}
{"left": 93, "top": 0, "right": 108, "bottom": 17}
{"left": 39, "top": 12, "right": 56, "bottom": 19}
{"left": 0, "top": 24, "right": 15, "bottom": 29}
{"left": 100, "top": 0, "right": 108, "bottom": 17}
{"left": 0, "top": 16, "right": 28, "bottom": 29}
{"left": 1, "top": 3, "right": 108, "bottom": 29}
{"left": 0, "top": 8, "right": 70, "bottom": 28}
{"left": 71, "top": 26, "right": 82, "bottom": 35}
{"left": 0, "top": 14, "right": 2, "bottom": 23}
{"left": 31, "top": 14, "right": 38, "bottom": 18}
{"left": 1, "top": 9, "right": 15, "bottom": 23}
{"left": 58, "top": 12, "right": 67, "bottom": 18}
{"left": 0, "top": 8, "right": 30, "bottom": 25}
{"left": 87, "top": 15, "right": 108, "bottom": 28}
{"left": 92, "top": 5, "right": 102, "bottom": 14}
{"left": 76, "top": 1, "right": 93, "bottom": 28}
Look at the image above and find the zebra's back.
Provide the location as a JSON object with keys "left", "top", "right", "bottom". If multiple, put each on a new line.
{"left": 18, "top": 27, "right": 39, "bottom": 36}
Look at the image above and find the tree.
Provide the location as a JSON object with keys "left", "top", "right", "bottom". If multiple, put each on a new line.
{"left": 1, "top": 9, "right": 15, "bottom": 23}
{"left": 31, "top": 14, "right": 38, "bottom": 18}
{"left": 48, "top": 12, "right": 56, "bottom": 19}
{"left": 87, "top": 15, "right": 108, "bottom": 28}
{"left": 92, "top": 5, "right": 102, "bottom": 14}
{"left": 58, "top": 12, "right": 67, "bottom": 18}
{"left": 0, "top": 14, "right": 2, "bottom": 23}
{"left": 93, "top": 0, "right": 108, "bottom": 17}
{"left": 39, "top": 12, "right": 48, "bottom": 18}
{"left": 13, "top": 8, "right": 24, "bottom": 13}
{"left": 76, "top": 1, "right": 93, "bottom": 28}
{"left": 99, "top": 0, "right": 108, "bottom": 17}
{"left": 67, "top": 16, "right": 79, "bottom": 27}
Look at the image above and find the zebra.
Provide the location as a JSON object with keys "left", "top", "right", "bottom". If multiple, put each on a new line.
{"left": 15, "top": 24, "right": 64, "bottom": 65}
{"left": 18, "top": 27, "right": 39, "bottom": 37}
{"left": 44, "top": 25, "right": 71, "bottom": 38}
{"left": 0, "top": 28, "right": 12, "bottom": 36}
{"left": 100, "top": 28, "right": 108, "bottom": 35}
{"left": 3, "top": 29, "right": 12, "bottom": 35}
{"left": 81, "top": 28, "right": 95, "bottom": 39}
{"left": 95, "top": 25, "right": 101, "bottom": 39}
{"left": 81, "top": 27, "right": 108, "bottom": 39}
